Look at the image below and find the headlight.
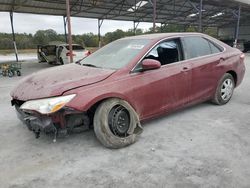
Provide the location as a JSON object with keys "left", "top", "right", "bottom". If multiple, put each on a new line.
{"left": 20, "top": 94, "right": 76, "bottom": 114}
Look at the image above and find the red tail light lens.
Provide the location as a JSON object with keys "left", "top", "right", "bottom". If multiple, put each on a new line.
{"left": 240, "top": 53, "right": 245, "bottom": 59}
{"left": 85, "top": 50, "right": 91, "bottom": 56}
{"left": 240, "top": 53, "right": 245, "bottom": 64}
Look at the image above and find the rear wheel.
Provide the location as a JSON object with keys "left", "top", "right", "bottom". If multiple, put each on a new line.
{"left": 94, "top": 98, "right": 143, "bottom": 149}
{"left": 212, "top": 73, "right": 235, "bottom": 105}
{"left": 17, "top": 70, "right": 21, "bottom": 76}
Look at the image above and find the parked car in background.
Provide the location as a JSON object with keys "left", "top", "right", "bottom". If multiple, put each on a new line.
{"left": 243, "top": 41, "right": 250, "bottom": 52}
{"left": 37, "top": 44, "right": 91, "bottom": 64}
{"left": 220, "top": 39, "right": 244, "bottom": 52}
{"left": 12, "top": 33, "right": 245, "bottom": 148}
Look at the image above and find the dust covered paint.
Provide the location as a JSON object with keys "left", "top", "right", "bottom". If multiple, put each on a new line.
{"left": 10, "top": 33, "right": 245, "bottom": 148}
{"left": 11, "top": 63, "right": 115, "bottom": 100}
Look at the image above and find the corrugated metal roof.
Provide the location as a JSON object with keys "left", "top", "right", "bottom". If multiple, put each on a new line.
{"left": 0, "top": 0, "right": 249, "bottom": 27}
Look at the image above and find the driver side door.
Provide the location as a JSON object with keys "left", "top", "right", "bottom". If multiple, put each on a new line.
{"left": 129, "top": 38, "right": 192, "bottom": 120}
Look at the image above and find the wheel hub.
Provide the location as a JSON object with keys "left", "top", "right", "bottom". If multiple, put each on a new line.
{"left": 108, "top": 105, "right": 130, "bottom": 137}
{"left": 221, "top": 78, "right": 233, "bottom": 101}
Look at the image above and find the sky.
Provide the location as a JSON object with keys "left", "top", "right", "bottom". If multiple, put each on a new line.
{"left": 0, "top": 12, "right": 156, "bottom": 35}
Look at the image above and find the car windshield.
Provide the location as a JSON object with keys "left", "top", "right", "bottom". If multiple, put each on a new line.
{"left": 79, "top": 39, "right": 150, "bottom": 69}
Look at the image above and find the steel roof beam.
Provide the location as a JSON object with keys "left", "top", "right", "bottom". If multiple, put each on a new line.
{"left": 0, "top": 0, "right": 250, "bottom": 29}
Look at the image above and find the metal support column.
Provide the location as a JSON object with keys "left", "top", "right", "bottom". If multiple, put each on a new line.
{"left": 216, "top": 27, "right": 219, "bottom": 38}
{"left": 66, "top": 0, "right": 73, "bottom": 63}
{"left": 10, "top": 11, "right": 18, "bottom": 62}
{"left": 98, "top": 19, "right": 103, "bottom": 48}
{"left": 153, "top": 0, "right": 156, "bottom": 32}
{"left": 133, "top": 21, "right": 140, "bottom": 35}
{"left": 160, "top": 23, "right": 163, "bottom": 33}
{"left": 63, "top": 16, "right": 68, "bottom": 43}
{"left": 199, "top": 0, "right": 203, "bottom": 33}
{"left": 133, "top": 0, "right": 137, "bottom": 35}
{"left": 133, "top": 21, "right": 136, "bottom": 35}
{"left": 234, "top": 5, "right": 241, "bottom": 47}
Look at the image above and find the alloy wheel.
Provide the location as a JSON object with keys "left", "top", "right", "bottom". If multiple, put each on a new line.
{"left": 221, "top": 78, "right": 234, "bottom": 101}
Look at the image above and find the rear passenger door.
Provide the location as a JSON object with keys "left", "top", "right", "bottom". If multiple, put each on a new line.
{"left": 181, "top": 36, "right": 223, "bottom": 103}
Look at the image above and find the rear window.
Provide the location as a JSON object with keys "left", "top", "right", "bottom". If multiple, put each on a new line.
{"left": 65, "top": 45, "right": 84, "bottom": 50}
{"left": 208, "top": 40, "right": 222, "bottom": 53}
{"left": 182, "top": 36, "right": 222, "bottom": 60}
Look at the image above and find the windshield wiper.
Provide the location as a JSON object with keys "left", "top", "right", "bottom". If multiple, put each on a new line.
{"left": 82, "top": 64, "right": 98, "bottom": 68}
{"left": 75, "top": 60, "right": 81, "bottom": 65}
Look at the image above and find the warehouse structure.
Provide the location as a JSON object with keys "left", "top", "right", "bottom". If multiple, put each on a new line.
{"left": 0, "top": 0, "right": 250, "bottom": 62}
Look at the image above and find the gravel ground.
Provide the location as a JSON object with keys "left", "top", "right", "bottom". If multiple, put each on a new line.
{"left": 0, "top": 55, "right": 250, "bottom": 188}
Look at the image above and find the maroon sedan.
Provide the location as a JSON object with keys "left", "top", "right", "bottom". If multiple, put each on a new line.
{"left": 11, "top": 33, "right": 245, "bottom": 148}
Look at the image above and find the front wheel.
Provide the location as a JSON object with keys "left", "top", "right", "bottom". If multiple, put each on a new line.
{"left": 212, "top": 73, "right": 235, "bottom": 105}
{"left": 94, "top": 98, "right": 143, "bottom": 149}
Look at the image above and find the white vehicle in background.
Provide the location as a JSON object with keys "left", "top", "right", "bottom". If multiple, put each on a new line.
{"left": 37, "top": 43, "right": 91, "bottom": 65}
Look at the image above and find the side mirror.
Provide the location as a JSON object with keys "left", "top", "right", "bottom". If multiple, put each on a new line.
{"left": 141, "top": 59, "right": 161, "bottom": 71}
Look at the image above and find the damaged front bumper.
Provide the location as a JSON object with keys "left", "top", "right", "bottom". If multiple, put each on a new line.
{"left": 15, "top": 105, "right": 57, "bottom": 138}
{"left": 12, "top": 99, "right": 90, "bottom": 142}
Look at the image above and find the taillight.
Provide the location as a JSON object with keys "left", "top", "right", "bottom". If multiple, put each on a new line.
{"left": 240, "top": 53, "right": 245, "bottom": 64}
{"left": 85, "top": 50, "right": 91, "bottom": 56}
{"left": 66, "top": 52, "right": 76, "bottom": 56}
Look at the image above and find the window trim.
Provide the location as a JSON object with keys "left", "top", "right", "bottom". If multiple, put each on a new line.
{"left": 130, "top": 35, "right": 225, "bottom": 74}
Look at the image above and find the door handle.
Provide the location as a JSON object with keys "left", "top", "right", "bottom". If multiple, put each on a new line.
{"left": 220, "top": 57, "right": 225, "bottom": 63}
{"left": 182, "top": 67, "right": 189, "bottom": 72}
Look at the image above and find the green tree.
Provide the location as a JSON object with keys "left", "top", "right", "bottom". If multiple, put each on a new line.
{"left": 104, "top": 29, "right": 126, "bottom": 44}
{"left": 33, "top": 29, "right": 60, "bottom": 45}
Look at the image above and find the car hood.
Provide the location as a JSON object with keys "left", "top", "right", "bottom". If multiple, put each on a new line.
{"left": 11, "top": 64, "right": 115, "bottom": 101}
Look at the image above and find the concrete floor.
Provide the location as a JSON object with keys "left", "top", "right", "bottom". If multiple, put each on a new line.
{"left": 0, "top": 55, "right": 250, "bottom": 188}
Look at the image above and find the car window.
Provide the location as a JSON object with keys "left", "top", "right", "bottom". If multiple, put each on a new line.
{"left": 65, "top": 45, "right": 85, "bottom": 50}
{"left": 41, "top": 45, "right": 56, "bottom": 56}
{"left": 182, "top": 36, "right": 213, "bottom": 59}
{"left": 80, "top": 39, "right": 150, "bottom": 70}
{"left": 144, "top": 39, "right": 183, "bottom": 66}
{"left": 207, "top": 40, "right": 222, "bottom": 53}
{"left": 182, "top": 36, "right": 223, "bottom": 60}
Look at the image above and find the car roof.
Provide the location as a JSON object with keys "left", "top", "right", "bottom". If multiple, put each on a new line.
{"left": 120, "top": 32, "right": 205, "bottom": 41}
{"left": 60, "top": 44, "right": 82, "bottom": 46}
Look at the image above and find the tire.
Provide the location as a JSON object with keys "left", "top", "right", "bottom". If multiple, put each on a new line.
{"left": 8, "top": 70, "right": 14, "bottom": 77}
{"left": 94, "top": 98, "right": 143, "bottom": 149}
{"left": 212, "top": 73, "right": 235, "bottom": 105}
{"left": 17, "top": 70, "right": 21, "bottom": 76}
